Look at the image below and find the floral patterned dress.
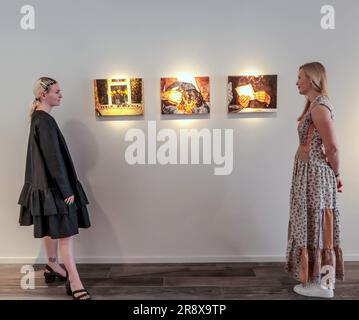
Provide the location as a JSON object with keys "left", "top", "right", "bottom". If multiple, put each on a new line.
{"left": 285, "top": 95, "right": 344, "bottom": 284}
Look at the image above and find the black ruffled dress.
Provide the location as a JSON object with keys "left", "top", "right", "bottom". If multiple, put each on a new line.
{"left": 18, "top": 110, "right": 91, "bottom": 239}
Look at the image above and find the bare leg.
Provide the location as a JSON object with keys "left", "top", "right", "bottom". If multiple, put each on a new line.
{"left": 43, "top": 236, "right": 66, "bottom": 277}
{"left": 59, "top": 236, "right": 90, "bottom": 299}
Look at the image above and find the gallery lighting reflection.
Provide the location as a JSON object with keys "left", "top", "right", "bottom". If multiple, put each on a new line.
{"left": 111, "top": 74, "right": 129, "bottom": 79}
{"left": 172, "top": 119, "right": 197, "bottom": 128}
{"left": 239, "top": 69, "right": 261, "bottom": 76}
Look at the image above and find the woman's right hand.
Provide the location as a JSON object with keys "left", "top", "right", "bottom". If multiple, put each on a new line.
{"left": 65, "top": 195, "right": 75, "bottom": 205}
{"left": 337, "top": 176, "right": 343, "bottom": 193}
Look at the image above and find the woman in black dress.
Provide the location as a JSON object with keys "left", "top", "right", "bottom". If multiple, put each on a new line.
{"left": 18, "top": 77, "right": 91, "bottom": 300}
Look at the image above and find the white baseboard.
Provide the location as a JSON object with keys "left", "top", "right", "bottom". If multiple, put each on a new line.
{"left": 1, "top": 254, "right": 359, "bottom": 264}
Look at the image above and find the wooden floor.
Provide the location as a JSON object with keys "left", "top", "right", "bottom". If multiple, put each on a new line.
{"left": 0, "top": 262, "right": 358, "bottom": 300}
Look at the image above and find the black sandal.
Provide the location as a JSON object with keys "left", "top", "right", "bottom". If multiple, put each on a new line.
{"left": 71, "top": 289, "right": 91, "bottom": 300}
{"left": 65, "top": 277, "right": 91, "bottom": 300}
{"left": 43, "top": 264, "right": 67, "bottom": 283}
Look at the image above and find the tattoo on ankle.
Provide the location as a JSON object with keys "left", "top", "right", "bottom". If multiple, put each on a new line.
{"left": 49, "top": 257, "right": 57, "bottom": 263}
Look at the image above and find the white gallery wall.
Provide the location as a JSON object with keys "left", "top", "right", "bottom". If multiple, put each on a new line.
{"left": 1, "top": 0, "right": 359, "bottom": 263}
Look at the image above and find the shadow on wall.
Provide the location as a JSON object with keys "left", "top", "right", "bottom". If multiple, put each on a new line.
{"left": 33, "top": 119, "right": 123, "bottom": 264}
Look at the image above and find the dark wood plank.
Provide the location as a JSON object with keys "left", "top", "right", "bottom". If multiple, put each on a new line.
{"left": 88, "top": 286, "right": 223, "bottom": 300}
{"left": 1, "top": 262, "right": 358, "bottom": 300}
{"left": 164, "top": 276, "right": 260, "bottom": 287}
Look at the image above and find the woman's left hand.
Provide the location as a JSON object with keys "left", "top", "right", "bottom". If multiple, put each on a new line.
{"left": 64, "top": 195, "right": 75, "bottom": 205}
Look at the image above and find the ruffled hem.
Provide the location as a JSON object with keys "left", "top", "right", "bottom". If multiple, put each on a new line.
{"left": 18, "top": 180, "right": 91, "bottom": 238}
{"left": 286, "top": 207, "right": 344, "bottom": 283}
{"left": 285, "top": 245, "right": 344, "bottom": 283}
{"left": 18, "top": 180, "right": 89, "bottom": 217}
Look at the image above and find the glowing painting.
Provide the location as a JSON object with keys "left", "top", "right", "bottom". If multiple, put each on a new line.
{"left": 94, "top": 78, "right": 144, "bottom": 116}
{"left": 227, "top": 75, "right": 277, "bottom": 113}
{"left": 161, "top": 76, "right": 210, "bottom": 115}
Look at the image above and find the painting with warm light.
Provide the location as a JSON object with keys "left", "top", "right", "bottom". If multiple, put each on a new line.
{"left": 161, "top": 76, "right": 210, "bottom": 114}
{"left": 94, "top": 78, "right": 144, "bottom": 116}
{"left": 227, "top": 75, "right": 277, "bottom": 113}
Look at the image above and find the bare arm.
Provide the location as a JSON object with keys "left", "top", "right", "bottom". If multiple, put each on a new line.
{"left": 311, "top": 104, "right": 339, "bottom": 175}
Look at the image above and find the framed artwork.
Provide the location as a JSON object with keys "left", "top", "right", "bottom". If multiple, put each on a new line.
{"left": 160, "top": 76, "right": 210, "bottom": 115}
{"left": 227, "top": 75, "right": 277, "bottom": 113}
{"left": 94, "top": 78, "right": 144, "bottom": 116}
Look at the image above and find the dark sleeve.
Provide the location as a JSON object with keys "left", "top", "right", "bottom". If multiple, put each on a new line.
{"left": 36, "top": 117, "right": 74, "bottom": 199}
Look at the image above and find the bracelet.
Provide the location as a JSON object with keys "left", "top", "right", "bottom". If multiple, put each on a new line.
{"left": 335, "top": 172, "right": 340, "bottom": 178}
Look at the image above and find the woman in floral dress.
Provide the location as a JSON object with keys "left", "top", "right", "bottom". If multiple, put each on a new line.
{"left": 285, "top": 62, "right": 344, "bottom": 298}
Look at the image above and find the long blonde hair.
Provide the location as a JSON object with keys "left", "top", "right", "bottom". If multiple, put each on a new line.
{"left": 298, "top": 62, "right": 329, "bottom": 121}
{"left": 29, "top": 77, "right": 57, "bottom": 117}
